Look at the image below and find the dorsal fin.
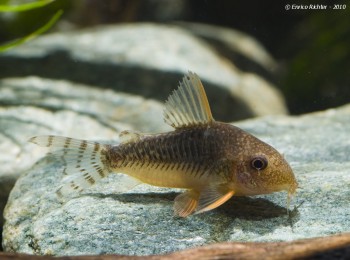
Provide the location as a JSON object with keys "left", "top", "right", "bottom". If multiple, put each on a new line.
{"left": 163, "top": 71, "right": 214, "bottom": 129}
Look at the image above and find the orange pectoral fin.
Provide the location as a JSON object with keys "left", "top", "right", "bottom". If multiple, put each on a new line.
{"left": 194, "top": 185, "right": 235, "bottom": 215}
{"left": 173, "top": 190, "right": 199, "bottom": 217}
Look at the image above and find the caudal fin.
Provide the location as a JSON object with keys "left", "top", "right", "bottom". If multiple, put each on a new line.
{"left": 29, "top": 135, "right": 111, "bottom": 198}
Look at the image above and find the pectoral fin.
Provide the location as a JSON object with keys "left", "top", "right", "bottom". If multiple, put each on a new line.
{"left": 173, "top": 185, "right": 234, "bottom": 217}
{"left": 174, "top": 190, "right": 199, "bottom": 217}
{"left": 194, "top": 184, "right": 235, "bottom": 215}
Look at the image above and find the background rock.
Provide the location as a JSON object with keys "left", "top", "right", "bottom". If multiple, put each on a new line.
{"left": 0, "top": 76, "right": 167, "bottom": 228}
{"left": 3, "top": 102, "right": 350, "bottom": 255}
{"left": 177, "top": 22, "right": 279, "bottom": 82}
{"left": 0, "top": 23, "right": 287, "bottom": 121}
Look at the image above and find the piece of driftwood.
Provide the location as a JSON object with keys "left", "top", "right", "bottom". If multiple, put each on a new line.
{"left": 1, "top": 233, "right": 349, "bottom": 260}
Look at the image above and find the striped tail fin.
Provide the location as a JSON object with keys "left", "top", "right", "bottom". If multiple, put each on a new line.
{"left": 29, "top": 135, "right": 112, "bottom": 198}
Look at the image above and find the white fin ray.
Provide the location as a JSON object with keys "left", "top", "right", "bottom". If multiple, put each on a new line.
{"left": 163, "top": 71, "right": 214, "bottom": 129}
{"left": 29, "top": 135, "right": 111, "bottom": 198}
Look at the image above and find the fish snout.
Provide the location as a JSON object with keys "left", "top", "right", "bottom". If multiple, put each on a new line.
{"left": 235, "top": 154, "right": 298, "bottom": 196}
{"left": 271, "top": 162, "right": 298, "bottom": 195}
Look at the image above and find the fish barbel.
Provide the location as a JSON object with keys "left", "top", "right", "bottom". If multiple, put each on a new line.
{"left": 29, "top": 72, "right": 298, "bottom": 217}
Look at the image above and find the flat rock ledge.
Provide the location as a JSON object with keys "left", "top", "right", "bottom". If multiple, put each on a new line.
{"left": 3, "top": 104, "right": 350, "bottom": 256}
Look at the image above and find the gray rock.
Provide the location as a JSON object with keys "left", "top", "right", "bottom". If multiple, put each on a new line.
{"left": 3, "top": 103, "right": 350, "bottom": 256}
{"left": 0, "top": 76, "right": 167, "bottom": 227}
{"left": 177, "top": 22, "right": 278, "bottom": 72}
{"left": 0, "top": 23, "right": 287, "bottom": 121}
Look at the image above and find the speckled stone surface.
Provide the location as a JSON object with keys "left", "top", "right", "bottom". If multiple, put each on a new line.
{"left": 3, "top": 104, "right": 350, "bottom": 256}
{"left": 0, "top": 76, "right": 167, "bottom": 227}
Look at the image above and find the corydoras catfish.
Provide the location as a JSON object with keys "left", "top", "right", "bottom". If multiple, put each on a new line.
{"left": 30, "top": 72, "right": 298, "bottom": 217}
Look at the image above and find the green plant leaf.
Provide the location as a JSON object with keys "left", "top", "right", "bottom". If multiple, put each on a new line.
{"left": 0, "top": 0, "right": 54, "bottom": 12}
{"left": 0, "top": 9, "right": 63, "bottom": 52}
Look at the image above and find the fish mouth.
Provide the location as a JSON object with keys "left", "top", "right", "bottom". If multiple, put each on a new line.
{"left": 286, "top": 182, "right": 298, "bottom": 210}
{"left": 257, "top": 179, "right": 298, "bottom": 196}
{"left": 236, "top": 171, "right": 299, "bottom": 196}
{"left": 288, "top": 182, "right": 298, "bottom": 196}
{"left": 272, "top": 181, "right": 298, "bottom": 195}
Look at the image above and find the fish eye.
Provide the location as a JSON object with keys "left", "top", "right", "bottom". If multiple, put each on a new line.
{"left": 251, "top": 156, "right": 268, "bottom": 170}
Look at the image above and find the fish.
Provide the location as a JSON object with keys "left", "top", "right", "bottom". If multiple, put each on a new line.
{"left": 29, "top": 71, "right": 298, "bottom": 217}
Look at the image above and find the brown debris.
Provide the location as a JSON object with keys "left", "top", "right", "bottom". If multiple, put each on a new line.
{"left": 1, "top": 233, "right": 349, "bottom": 260}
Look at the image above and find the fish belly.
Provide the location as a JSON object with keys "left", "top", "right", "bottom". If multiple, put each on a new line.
{"left": 118, "top": 163, "right": 205, "bottom": 189}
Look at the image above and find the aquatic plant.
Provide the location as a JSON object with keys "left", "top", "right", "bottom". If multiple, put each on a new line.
{"left": 0, "top": 0, "right": 63, "bottom": 52}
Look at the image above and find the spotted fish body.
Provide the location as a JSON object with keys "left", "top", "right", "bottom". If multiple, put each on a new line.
{"left": 30, "top": 72, "right": 298, "bottom": 217}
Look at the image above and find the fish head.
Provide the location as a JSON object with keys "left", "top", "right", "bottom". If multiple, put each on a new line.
{"left": 234, "top": 135, "right": 298, "bottom": 198}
